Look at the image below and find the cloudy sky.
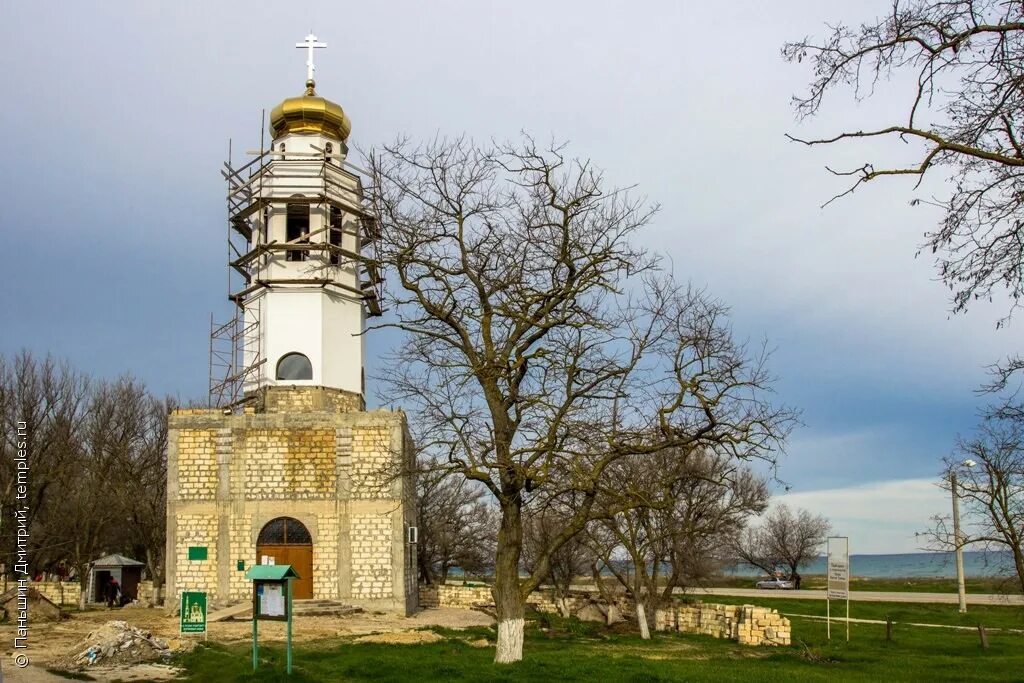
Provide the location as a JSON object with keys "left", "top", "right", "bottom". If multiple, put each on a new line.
{"left": 0, "top": 1, "right": 1013, "bottom": 553}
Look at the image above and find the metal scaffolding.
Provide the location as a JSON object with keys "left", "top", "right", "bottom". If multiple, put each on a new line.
{"left": 208, "top": 126, "right": 382, "bottom": 408}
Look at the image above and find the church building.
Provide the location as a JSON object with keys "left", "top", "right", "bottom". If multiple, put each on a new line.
{"left": 165, "top": 35, "right": 418, "bottom": 614}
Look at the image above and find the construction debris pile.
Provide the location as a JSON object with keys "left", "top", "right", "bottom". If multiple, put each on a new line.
{"left": 63, "top": 620, "right": 188, "bottom": 668}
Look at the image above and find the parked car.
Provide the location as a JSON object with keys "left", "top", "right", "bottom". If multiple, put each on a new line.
{"left": 755, "top": 577, "right": 795, "bottom": 590}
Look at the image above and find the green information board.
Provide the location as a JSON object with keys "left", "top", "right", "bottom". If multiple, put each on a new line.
{"left": 180, "top": 592, "right": 207, "bottom": 633}
{"left": 188, "top": 546, "right": 208, "bottom": 561}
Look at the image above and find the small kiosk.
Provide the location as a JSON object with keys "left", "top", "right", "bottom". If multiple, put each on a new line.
{"left": 245, "top": 564, "right": 299, "bottom": 674}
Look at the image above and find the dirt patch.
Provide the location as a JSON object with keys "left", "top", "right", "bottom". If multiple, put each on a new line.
{"left": 354, "top": 631, "right": 444, "bottom": 645}
{"left": 0, "top": 606, "right": 493, "bottom": 680}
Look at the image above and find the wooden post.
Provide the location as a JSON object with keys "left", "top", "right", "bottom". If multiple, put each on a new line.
{"left": 286, "top": 578, "right": 293, "bottom": 675}
{"left": 978, "top": 624, "right": 989, "bottom": 649}
{"left": 252, "top": 612, "right": 259, "bottom": 670}
{"left": 886, "top": 617, "right": 893, "bottom": 642}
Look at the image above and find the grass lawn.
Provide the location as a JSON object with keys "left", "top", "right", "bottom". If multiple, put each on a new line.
{"left": 177, "top": 602, "right": 1024, "bottom": 682}
{"left": 703, "top": 595, "right": 1024, "bottom": 631}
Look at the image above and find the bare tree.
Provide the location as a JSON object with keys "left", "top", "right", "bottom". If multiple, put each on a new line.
{"left": 734, "top": 505, "right": 830, "bottom": 589}
{"left": 588, "top": 448, "right": 769, "bottom": 638}
{"left": 52, "top": 377, "right": 167, "bottom": 608}
{"left": 106, "top": 393, "right": 170, "bottom": 603}
{"left": 926, "top": 414, "right": 1024, "bottom": 592}
{"left": 784, "top": 1, "right": 1024, "bottom": 322}
{"left": 521, "top": 502, "right": 594, "bottom": 618}
{"left": 0, "top": 352, "right": 89, "bottom": 583}
{"left": 368, "top": 136, "right": 794, "bottom": 662}
{"left": 731, "top": 525, "right": 781, "bottom": 579}
{"left": 0, "top": 352, "right": 168, "bottom": 606}
{"left": 416, "top": 467, "right": 497, "bottom": 584}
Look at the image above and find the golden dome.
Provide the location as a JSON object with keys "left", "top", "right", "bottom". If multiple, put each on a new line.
{"left": 269, "top": 80, "right": 351, "bottom": 141}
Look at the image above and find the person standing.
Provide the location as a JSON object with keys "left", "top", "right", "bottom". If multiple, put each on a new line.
{"left": 107, "top": 577, "right": 121, "bottom": 609}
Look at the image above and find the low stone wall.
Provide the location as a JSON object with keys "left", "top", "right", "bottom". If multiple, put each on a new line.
{"left": 137, "top": 580, "right": 156, "bottom": 604}
{"left": 655, "top": 602, "right": 790, "bottom": 646}
{"left": 418, "top": 584, "right": 790, "bottom": 646}
{"left": 419, "top": 584, "right": 493, "bottom": 609}
{"left": 31, "top": 582, "right": 80, "bottom": 606}
{"left": 419, "top": 585, "right": 596, "bottom": 614}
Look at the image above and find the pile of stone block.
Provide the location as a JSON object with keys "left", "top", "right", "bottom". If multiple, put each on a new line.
{"left": 655, "top": 602, "right": 791, "bottom": 646}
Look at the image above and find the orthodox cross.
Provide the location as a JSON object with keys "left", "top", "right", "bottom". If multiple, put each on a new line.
{"left": 296, "top": 32, "right": 327, "bottom": 82}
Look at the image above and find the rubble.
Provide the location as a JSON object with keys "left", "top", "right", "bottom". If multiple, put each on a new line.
{"left": 60, "top": 620, "right": 192, "bottom": 669}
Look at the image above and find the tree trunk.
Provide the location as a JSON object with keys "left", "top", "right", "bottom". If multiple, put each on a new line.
{"left": 636, "top": 601, "right": 651, "bottom": 640}
{"left": 556, "top": 594, "right": 571, "bottom": 618}
{"left": 791, "top": 569, "right": 801, "bottom": 590}
{"left": 77, "top": 564, "right": 89, "bottom": 611}
{"left": 1011, "top": 545, "right": 1024, "bottom": 595}
{"left": 145, "top": 547, "right": 163, "bottom": 606}
{"left": 492, "top": 500, "right": 525, "bottom": 664}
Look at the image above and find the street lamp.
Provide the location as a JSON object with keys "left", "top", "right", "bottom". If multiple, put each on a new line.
{"left": 951, "top": 458, "right": 976, "bottom": 614}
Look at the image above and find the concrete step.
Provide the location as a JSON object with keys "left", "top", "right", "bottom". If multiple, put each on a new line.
{"left": 293, "top": 600, "right": 363, "bottom": 617}
{"left": 207, "top": 599, "right": 363, "bottom": 621}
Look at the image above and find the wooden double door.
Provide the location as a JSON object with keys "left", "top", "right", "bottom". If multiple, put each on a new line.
{"left": 256, "top": 544, "right": 314, "bottom": 599}
{"left": 256, "top": 517, "right": 314, "bottom": 600}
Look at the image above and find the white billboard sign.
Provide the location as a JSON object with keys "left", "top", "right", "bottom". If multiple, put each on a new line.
{"left": 826, "top": 536, "right": 850, "bottom": 640}
{"left": 827, "top": 536, "right": 849, "bottom": 600}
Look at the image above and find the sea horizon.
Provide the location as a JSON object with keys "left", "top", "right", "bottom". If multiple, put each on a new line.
{"left": 723, "top": 550, "right": 1016, "bottom": 579}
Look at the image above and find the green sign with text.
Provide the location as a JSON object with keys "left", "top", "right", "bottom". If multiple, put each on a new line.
{"left": 180, "top": 592, "right": 207, "bottom": 633}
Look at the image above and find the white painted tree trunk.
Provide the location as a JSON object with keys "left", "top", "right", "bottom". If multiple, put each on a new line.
{"left": 495, "top": 618, "right": 525, "bottom": 663}
{"left": 557, "top": 596, "right": 571, "bottom": 618}
{"left": 636, "top": 602, "right": 651, "bottom": 640}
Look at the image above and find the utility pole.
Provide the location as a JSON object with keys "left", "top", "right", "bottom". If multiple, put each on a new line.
{"left": 951, "top": 470, "right": 967, "bottom": 614}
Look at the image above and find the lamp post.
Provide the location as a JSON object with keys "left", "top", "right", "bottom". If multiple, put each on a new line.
{"left": 952, "top": 458, "right": 976, "bottom": 614}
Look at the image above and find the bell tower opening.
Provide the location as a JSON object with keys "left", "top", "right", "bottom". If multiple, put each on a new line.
{"left": 285, "top": 201, "right": 310, "bottom": 262}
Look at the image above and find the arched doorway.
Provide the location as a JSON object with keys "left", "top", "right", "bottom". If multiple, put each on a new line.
{"left": 257, "top": 517, "right": 314, "bottom": 599}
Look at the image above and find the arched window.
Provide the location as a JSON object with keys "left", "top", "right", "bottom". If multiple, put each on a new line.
{"left": 276, "top": 352, "right": 312, "bottom": 380}
{"left": 324, "top": 142, "right": 334, "bottom": 164}
{"left": 257, "top": 517, "right": 312, "bottom": 545}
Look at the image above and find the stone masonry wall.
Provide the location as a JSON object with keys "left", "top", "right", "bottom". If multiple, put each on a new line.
{"left": 259, "top": 386, "right": 364, "bottom": 414}
{"left": 32, "top": 582, "right": 81, "bottom": 606}
{"left": 168, "top": 401, "right": 415, "bottom": 612}
{"left": 173, "top": 513, "right": 218, "bottom": 599}
{"left": 227, "top": 516, "right": 253, "bottom": 600}
{"left": 176, "top": 430, "right": 218, "bottom": 499}
{"left": 417, "top": 585, "right": 791, "bottom": 646}
{"left": 350, "top": 425, "right": 394, "bottom": 499}
{"left": 241, "top": 429, "right": 336, "bottom": 499}
{"left": 655, "top": 602, "right": 790, "bottom": 646}
{"left": 419, "top": 584, "right": 493, "bottom": 609}
{"left": 350, "top": 513, "right": 393, "bottom": 599}
{"left": 314, "top": 512, "right": 341, "bottom": 599}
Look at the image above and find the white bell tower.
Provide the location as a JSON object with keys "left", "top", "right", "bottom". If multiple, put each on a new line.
{"left": 212, "top": 34, "right": 380, "bottom": 407}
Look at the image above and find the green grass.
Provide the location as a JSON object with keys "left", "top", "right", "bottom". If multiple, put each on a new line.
{"left": 176, "top": 605, "right": 1024, "bottom": 682}
{"left": 701, "top": 595, "right": 1024, "bottom": 631}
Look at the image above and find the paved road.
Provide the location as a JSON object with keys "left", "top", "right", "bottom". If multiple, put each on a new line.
{"left": 693, "top": 587, "right": 1024, "bottom": 605}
